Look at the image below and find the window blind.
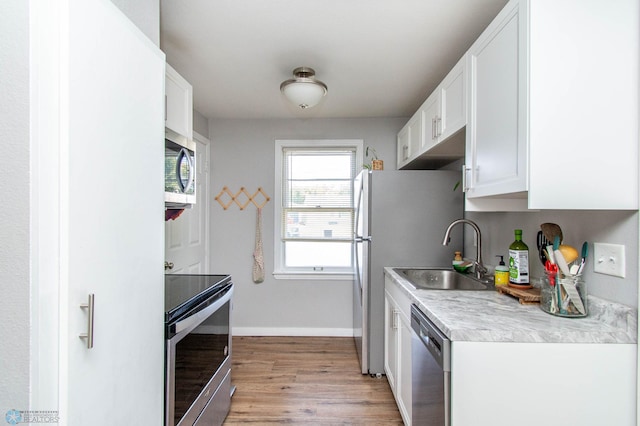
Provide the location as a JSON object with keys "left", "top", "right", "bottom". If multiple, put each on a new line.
{"left": 281, "top": 147, "right": 356, "bottom": 242}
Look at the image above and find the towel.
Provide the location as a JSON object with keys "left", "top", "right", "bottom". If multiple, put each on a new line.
{"left": 252, "top": 207, "right": 265, "bottom": 283}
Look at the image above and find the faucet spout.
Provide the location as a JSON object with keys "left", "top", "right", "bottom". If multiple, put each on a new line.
{"left": 442, "top": 219, "right": 487, "bottom": 280}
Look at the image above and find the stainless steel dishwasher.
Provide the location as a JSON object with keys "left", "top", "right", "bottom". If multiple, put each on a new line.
{"left": 411, "top": 304, "right": 451, "bottom": 426}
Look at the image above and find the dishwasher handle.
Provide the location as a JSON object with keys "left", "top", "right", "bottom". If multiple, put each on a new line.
{"left": 411, "top": 304, "right": 451, "bottom": 372}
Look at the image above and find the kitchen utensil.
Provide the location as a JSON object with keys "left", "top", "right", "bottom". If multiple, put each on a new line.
{"left": 536, "top": 231, "right": 550, "bottom": 266}
{"left": 541, "top": 223, "right": 563, "bottom": 245}
{"left": 546, "top": 245, "right": 556, "bottom": 264}
{"left": 576, "top": 242, "right": 588, "bottom": 275}
{"left": 560, "top": 279, "right": 586, "bottom": 315}
{"left": 553, "top": 236, "right": 571, "bottom": 276}
{"left": 545, "top": 260, "right": 558, "bottom": 286}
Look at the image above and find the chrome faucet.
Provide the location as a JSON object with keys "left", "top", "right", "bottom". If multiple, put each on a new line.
{"left": 442, "top": 219, "right": 487, "bottom": 280}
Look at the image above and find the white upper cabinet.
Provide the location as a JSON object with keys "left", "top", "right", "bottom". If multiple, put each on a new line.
{"left": 397, "top": 113, "right": 422, "bottom": 168}
{"left": 397, "top": 57, "right": 466, "bottom": 170}
{"left": 165, "top": 63, "right": 193, "bottom": 140}
{"left": 464, "top": 0, "right": 527, "bottom": 201}
{"left": 465, "top": 0, "right": 638, "bottom": 211}
{"left": 527, "top": 0, "right": 638, "bottom": 210}
{"left": 437, "top": 58, "right": 466, "bottom": 143}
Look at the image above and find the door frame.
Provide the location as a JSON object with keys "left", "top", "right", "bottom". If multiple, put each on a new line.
{"left": 193, "top": 130, "right": 211, "bottom": 274}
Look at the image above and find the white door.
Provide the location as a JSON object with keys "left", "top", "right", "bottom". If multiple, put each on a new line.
{"left": 165, "top": 133, "right": 210, "bottom": 274}
{"left": 32, "top": 0, "right": 165, "bottom": 423}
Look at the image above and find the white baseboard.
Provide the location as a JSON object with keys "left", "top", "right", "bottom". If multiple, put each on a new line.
{"left": 232, "top": 327, "right": 354, "bottom": 337}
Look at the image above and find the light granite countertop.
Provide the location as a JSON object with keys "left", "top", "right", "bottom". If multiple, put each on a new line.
{"left": 384, "top": 266, "right": 638, "bottom": 344}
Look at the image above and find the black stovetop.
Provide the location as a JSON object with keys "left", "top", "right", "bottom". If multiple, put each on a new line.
{"left": 164, "top": 274, "right": 231, "bottom": 324}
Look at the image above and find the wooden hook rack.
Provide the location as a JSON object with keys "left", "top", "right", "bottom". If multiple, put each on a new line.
{"left": 215, "top": 186, "right": 270, "bottom": 210}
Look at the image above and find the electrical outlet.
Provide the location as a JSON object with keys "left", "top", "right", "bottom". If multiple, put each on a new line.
{"left": 593, "top": 243, "right": 626, "bottom": 278}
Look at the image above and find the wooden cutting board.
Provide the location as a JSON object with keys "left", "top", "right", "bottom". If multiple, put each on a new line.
{"left": 496, "top": 285, "right": 541, "bottom": 305}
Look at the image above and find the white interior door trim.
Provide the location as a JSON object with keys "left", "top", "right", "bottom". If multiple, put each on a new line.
{"left": 193, "top": 130, "right": 211, "bottom": 274}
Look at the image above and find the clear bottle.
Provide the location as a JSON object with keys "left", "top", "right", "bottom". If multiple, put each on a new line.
{"left": 508, "top": 229, "right": 529, "bottom": 285}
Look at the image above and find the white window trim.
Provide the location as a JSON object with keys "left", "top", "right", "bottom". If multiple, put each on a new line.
{"left": 273, "top": 139, "right": 363, "bottom": 280}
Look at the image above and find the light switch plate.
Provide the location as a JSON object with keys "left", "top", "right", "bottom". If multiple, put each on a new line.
{"left": 593, "top": 243, "right": 626, "bottom": 278}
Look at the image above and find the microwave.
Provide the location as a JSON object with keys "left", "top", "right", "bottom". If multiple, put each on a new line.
{"left": 165, "top": 129, "right": 196, "bottom": 208}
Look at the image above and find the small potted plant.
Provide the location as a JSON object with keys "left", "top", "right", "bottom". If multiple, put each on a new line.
{"left": 363, "top": 146, "right": 383, "bottom": 170}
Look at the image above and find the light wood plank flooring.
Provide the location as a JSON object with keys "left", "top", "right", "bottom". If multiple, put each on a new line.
{"left": 224, "top": 336, "right": 403, "bottom": 425}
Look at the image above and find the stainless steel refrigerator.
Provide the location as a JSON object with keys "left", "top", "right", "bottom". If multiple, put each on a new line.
{"left": 353, "top": 170, "right": 463, "bottom": 375}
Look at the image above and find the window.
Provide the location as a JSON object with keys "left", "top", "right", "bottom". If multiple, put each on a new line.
{"left": 274, "top": 140, "right": 363, "bottom": 279}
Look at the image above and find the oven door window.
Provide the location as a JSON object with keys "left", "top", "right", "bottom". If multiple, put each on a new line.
{"left": 173, "top": 300, "right": 230, "bottom": 423}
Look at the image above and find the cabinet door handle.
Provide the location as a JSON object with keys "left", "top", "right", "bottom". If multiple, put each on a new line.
{"left": 437, "top": 116, "right": 442, "bottom": 137}
{"left": 431, "top": 118, "right": 436, "bottom": 140}
{"left": 79, "top": 294, "right": 95, "bottom": 349}
{"left": 403, "top": 144, "right": 408, "bottom": 161}
{"left": 461, "top": 164, "right": 471, "bottom": 193}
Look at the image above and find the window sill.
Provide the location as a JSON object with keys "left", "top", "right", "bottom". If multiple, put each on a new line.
{"left": 273, "top": 272, "right": 354, "bottom": 281}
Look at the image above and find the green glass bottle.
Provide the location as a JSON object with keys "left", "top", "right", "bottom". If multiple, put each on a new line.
{"left": 508, "top": 229, "right": 529, "bottom": 285}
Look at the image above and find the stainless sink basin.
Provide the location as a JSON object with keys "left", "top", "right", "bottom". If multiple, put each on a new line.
{"left": 393, "top": 268, "right": 493, "bottom": 291}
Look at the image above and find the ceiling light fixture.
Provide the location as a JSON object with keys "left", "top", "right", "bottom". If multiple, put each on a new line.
{"left": 280, "top": 67, "right": 328, "bottom": 109}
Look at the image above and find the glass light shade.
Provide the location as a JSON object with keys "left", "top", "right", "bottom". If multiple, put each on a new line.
{"left": 280, "top": 67, "right": 328, "bottom": 109}
{"left": 282, "top": 81, "right": 327, "bottom": 109}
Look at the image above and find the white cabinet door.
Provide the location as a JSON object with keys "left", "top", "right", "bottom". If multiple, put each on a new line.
{"left": 438, "top": 57, "right": 466, "bottom": 141}
{"left": 396, "top": 125, "right": 410, "bottom": 167}
{"left": 383, "top": 293, "right": 398, "bottom": 390}
{"left": 419, "top": 92, "right": 440, "bottom": 152}
{"left": 527, "top": 0, "right": 638, "bottom": 209}
{"left": 33, "top": 0, "right": 166, "bottom": 424}
{"left": 465, "top": 0, "right": 527, "bottom": 199}
{"left": 397, "top": 309, "right": 413, "bottom": 425}
{"left": 385, "top": 278, "right": 412, "bottom": 425}
{"left": 396, "top": 113, "right": 422, "bottom": 169}
{"left": 451, "top": 342, "right": 637, "bottom": 426}
{"left": 165, "top": 63, "right": 193, "bottom": 139}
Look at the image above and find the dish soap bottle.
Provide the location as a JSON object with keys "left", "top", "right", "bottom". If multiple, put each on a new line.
{"left": 494, "top": 255, "right": 509, "bottom": 286}
{"left": 508, "top": 229, "right": 529, "bottom": 285}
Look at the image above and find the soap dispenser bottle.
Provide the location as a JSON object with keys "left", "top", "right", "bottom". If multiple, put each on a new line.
{"left": 494, "top": 255, "right": 509, "bottom": 286}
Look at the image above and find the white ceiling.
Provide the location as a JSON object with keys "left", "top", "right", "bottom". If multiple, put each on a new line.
{"left": 159, "top": 0, "right": 508, "bottom": 120}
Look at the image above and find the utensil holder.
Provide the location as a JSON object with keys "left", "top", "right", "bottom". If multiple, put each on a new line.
{"left": 540, "top": 271, "right": 588, "bottom": 318}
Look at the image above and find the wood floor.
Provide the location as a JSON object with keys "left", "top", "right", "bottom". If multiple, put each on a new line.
{"left": 224, "top": 336, "right": 403, "bottom": 425}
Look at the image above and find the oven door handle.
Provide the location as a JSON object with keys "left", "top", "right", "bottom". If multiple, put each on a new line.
{"left": 173, "top": 286, "right": 233, "bottom": 338}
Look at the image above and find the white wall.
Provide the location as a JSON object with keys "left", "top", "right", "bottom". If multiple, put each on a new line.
{"left": 209, "top": 117, "right": 405, "bottom": 334}
{"left": 0, "top": 0, "right": 30, "bottom": 413}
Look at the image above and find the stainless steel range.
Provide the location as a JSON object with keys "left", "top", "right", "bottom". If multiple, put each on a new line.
{"left": 165, "top": 274, "right": 234, "bottom": 426}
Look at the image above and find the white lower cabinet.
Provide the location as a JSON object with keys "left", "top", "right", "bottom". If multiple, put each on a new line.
{"left": 384, "top": 277, "right": 412, "bottom": 425}
{"left": 451, "top": 341, "right": 637, "bottom": 426}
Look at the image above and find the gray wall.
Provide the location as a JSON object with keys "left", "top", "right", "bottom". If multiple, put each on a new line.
{"left": 110, "top": 0, "right": 159, "bottom": 45}
{"left": 209, "top": 117, "right": 638, "bottom": 334}
{"left": 193, "top": 109, "right": 209, "bottom": 137}
{"left": 466, "top": 210, "right": 639, "bottom": 308}
{"left": 209, "top": 117, "right": 405, "bottom": 334}
{"left": 1, "top": 0, "right": 30, "bottom": 412}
